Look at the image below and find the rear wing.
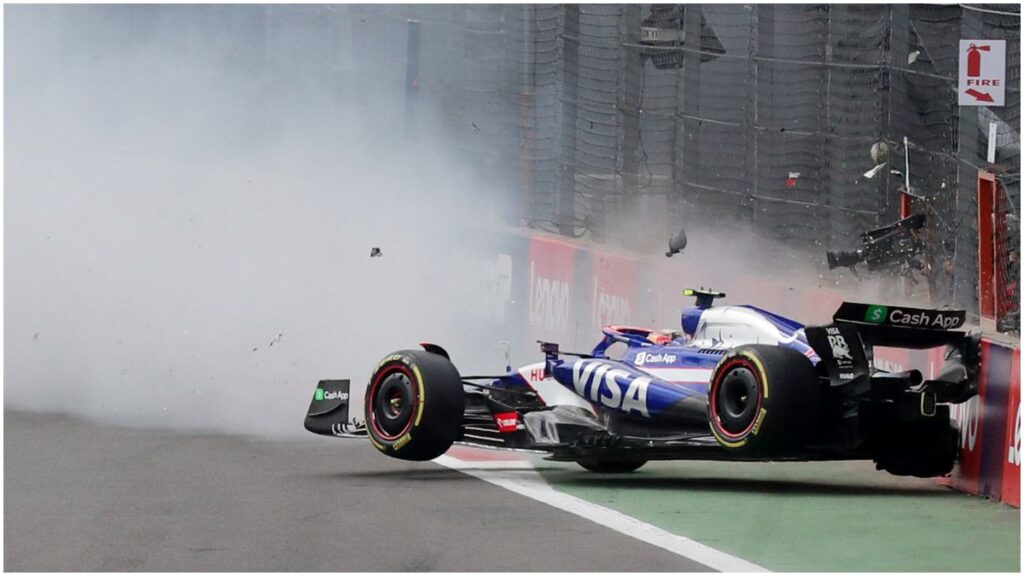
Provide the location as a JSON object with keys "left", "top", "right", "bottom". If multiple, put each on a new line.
{"left": 806, "top": 302, "right": 980, "bottom": 402}
{"left": 830, "top": 302, "right": 967, "bottom": 349}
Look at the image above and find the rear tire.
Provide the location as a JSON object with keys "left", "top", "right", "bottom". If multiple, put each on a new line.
{"left": 707, "top": 345, "right": 820, "bottom": 457}
{"left": 576, "top": 458, "right": 647, "bottom": 473}
{"left": 365, "top": 349, "right": 464, "bottom": 461}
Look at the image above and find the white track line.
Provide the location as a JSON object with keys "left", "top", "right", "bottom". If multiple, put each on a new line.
{"left": 434, "top": 455, "right": 768, "bottom": 573}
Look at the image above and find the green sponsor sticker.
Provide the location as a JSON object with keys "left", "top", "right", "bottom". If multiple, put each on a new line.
{"left": 314, "top": 388, "right": 325, "bottom": 401}
{"left": 864, "top": 305, "right": 888, "bottom": 324}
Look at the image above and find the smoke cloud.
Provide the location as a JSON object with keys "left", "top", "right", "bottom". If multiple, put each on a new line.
{"left": 5, "top": 5, "right": 514, "bottom": 436}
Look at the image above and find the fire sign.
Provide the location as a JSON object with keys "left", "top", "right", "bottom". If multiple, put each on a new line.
{"left": 959, "top": 40, "right": 1006, "bottom": 107}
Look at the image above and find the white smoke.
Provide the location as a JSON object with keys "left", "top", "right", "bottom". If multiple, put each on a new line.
{"left": 5, "top": 5, "right": 513, "bottom": 436}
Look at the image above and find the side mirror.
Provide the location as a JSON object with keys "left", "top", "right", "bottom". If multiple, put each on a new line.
{"left": 666, "top": 226, "right": 687, "bottom": 257}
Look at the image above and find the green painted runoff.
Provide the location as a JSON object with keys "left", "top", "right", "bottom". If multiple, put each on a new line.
{"left": 535, "top": 458, "right": 1020, "bottom": 572}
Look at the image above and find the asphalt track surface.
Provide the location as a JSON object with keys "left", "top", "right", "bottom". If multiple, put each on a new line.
{"left": 7, "top": 410, "right": 1020, "bottom": 572}
{"left": 4, "top": 410, "right": 706, "bottom": 572}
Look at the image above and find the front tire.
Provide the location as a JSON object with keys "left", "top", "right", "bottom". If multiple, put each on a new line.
{"left": 707, "top": 345, "right": 820, "bottom": 456}
{"left": 365, "top": 350, "right": 464, "bottom": 461}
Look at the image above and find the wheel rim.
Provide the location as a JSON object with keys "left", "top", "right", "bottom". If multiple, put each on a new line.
{"left": 369, "top": 366, "right": 416, "bottom": 440}
{"left": 711, "top": 360, "right": 762, "bottom": 438}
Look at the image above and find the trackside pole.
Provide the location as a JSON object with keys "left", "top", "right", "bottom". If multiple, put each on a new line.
{"left": 902, "top": 137, "right": 912, "bottom": 298}
{"left": 978, "top": 170, "right": 997, "bottom": 322}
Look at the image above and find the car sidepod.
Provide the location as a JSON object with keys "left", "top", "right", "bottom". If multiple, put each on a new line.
{"left": 548, "top": 357, "right": 708, "bottom": 425}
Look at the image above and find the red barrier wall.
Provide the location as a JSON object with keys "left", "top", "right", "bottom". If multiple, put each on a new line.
{"left": 590, "top": 251, "right": 638, "bottom": 329}
{"left": 940, "top": 341, "right": 1019, "bottom": 507}
{"left": 526, "top": 236, "right": 576, "bottom": 346}
{"left": 1001, "top": 349, "right": 1020, "bottom": 506}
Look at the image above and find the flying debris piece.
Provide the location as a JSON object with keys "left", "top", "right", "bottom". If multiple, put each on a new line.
{"left": 471, "top": 122, "right": 481, "bottom": 132}
{"left": 268, "top": 333, "right": 283, "bottom": 347}
{"left": 870, "top": 141, "right": 889, "bottom": 164}
{"left": 786, "top": 172, "right": 801, "bottom": 188}
{"left": 864, "top": 162, "right": 887, "bottom": 179}
{"left": 908, "top": 50, "right": 920, "bottom": 65}
{"left": 997, "top": 310, "right": 1020, "bottom": 334}
{"left": 826, "top": 213, "right": 927, "bottom": 274}
{"left": 665, "top": 226, "right": 688, "bottom": 258}
{"left": 370, "top": 247, "right": 382, "bottom": 258}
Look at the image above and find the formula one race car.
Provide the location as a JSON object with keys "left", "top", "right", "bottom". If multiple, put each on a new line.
{"left": 306, "top": 289, "right": 980, "bottom": 478}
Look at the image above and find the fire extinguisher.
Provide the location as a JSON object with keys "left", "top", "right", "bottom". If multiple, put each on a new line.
{"left": 967, "top": 43, "right": 990, "bottom": 77}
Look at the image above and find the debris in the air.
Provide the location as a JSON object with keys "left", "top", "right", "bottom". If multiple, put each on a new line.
{"left": 870, "top": 141, "right": 889, "bottom": 164}
{"left": 665, "top": 226, "right": 688, "bottom": 258}
{"left": 370, "top": 247, "right": 382, "bottom": 257}
{"left": 253, "top": 333, "right": 284, "bottom": 352}
{"left": 908, "top": 50, "right": 920, "bottom": 65}
{"left": 786, "top": 172, "right": 801, "bottom": 188}
{"left": 472, "top": 122, "right": 481, "bottom": 132}
{"left": 864, "top": 162, "right": 887, "bottom": 179}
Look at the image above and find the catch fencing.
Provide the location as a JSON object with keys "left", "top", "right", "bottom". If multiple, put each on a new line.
{"left": 320, "top": 5, "right": 1019, "bottom": 327}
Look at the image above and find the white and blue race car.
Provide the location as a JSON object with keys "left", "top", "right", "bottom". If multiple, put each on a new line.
{"left": 307, "top": 289, "right": 979, "bottom": 478}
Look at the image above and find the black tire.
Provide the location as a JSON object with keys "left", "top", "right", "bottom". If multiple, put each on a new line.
{"left": 707, "top": 345, "right": 820, "bottom": 457}
{"left": 364, "top": 349, "right": 464, "bottom": 461}
{"left": 576, "top": 458, "right": 647, "bottom": 473}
